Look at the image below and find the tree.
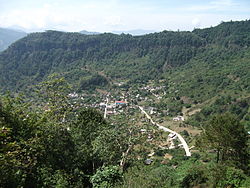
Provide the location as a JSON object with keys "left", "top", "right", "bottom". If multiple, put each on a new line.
{"left": 197, "top": 113, "right": 249, "bottom": 172}
{"left": 91, "top": 113, "right": 147, "bottom": 172}
{"left": 36, "top": 73, "right": 72, "bottom": 123}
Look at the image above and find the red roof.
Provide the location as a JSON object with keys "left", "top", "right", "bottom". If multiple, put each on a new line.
{"left": 115, "top": 101, "right": 127, "bottom": 103}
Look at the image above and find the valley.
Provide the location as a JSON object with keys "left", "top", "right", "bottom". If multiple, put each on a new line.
{"left": 0, "top": 20, "right": 249, "bottom": 187}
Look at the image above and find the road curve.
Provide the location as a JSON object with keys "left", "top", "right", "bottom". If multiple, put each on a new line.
{"left": 138, "top": 106, "right": 191, "bottom": 157}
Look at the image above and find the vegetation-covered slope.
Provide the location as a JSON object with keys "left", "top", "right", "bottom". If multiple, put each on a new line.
{"left": 1, "top": 27, "right": 205, "bottom": 91}
{"left": 0, "top": 21, "right": 250, "bottom": 93}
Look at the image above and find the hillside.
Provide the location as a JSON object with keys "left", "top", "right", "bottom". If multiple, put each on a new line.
{"left": 0, "top": 20, "right": 249, "bottom": 98}
{"left": 0, "top": 28, "right": 27, "bottom": 52}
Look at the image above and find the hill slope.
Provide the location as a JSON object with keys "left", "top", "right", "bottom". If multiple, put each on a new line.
{"left": 0, "top": 20, "right": 249, "bottom": 97}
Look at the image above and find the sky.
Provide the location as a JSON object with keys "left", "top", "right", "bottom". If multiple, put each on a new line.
{"left": 0, "top": 0, "right": 249, "bottom": 33}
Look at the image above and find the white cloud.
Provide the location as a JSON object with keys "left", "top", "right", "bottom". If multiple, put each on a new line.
{"left": 0, "top": 0, "right": 249, "bottom": 32}
{"left": 186, "top": 0, "right": 237, "bottom": 12}
{"left": 192, "top": 18, "right": 201, "bottom": 28}
{"left": 210, "top": 0, "right": 234, "bottom": 6}
{"left": 104, "top": 16, "right": 123, "bottom": 27}
{"left": 0, "top": 4, "right": 52, "bottom": 30}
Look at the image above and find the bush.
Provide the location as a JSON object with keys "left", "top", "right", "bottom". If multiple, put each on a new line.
{"left": 91, "top": 166, "right": 122, "bottom": 188}
{"left": 218, "top": 167, "right": 248, "bottom": 187}
{"left": 181, "top": 165, "right": 208, "bottom": 188}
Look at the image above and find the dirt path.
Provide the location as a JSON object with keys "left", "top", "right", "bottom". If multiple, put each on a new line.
{"left": 104, "top": 97, "right": 109, "bottom": 119}
{"left": 138, "top": 106, "right": 191, "bottom": 157}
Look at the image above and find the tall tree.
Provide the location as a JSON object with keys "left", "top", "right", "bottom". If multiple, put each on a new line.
{"left": 36, "top": 73, "right": 72, "bottom": 123}
{"left": 197, "top": 113, "right": 249, "bottom": 172}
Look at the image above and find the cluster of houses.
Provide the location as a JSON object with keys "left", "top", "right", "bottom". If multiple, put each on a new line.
{"left": 67, "top": 85, "right": 189, "bottom": 165}
{"left": 68, "top": 89, "right": 185, "bottom": 124}
{"left": 100, "top": 100, "right": 128, "bottom": 115}
{"left": 140, "top": 85, "right": 166, "bottom": 100}
{"left": 140, "top": 85, "right": 166, "bottom": 91}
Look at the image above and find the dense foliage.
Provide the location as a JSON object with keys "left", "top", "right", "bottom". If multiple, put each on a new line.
{"left": 0, "top": 95, "right": 128, "bottom": 187}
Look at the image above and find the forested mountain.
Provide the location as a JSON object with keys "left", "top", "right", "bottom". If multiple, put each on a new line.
{"left": 0, "top": 27, "right": 27, "bottom": 52}
{"left": 0, "top": 20, "right": 249, "bottom": 96}
{"left": 0, "top": 20, "right": 250, "bottom": 188}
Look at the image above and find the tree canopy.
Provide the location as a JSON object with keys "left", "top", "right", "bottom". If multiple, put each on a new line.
{"left": 197, "top": 113, "right": 249, "bottom": 172}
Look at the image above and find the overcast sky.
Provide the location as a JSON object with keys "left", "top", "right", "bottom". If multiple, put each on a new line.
{"left": 0, "top": 0, "right": 249, "bottom": 32}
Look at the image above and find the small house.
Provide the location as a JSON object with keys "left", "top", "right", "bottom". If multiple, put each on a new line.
{"left": 173, "top": 116, "right": 184, "bottom": 121}
{"left": 115, "top": 101, "right": 127, "bottom": 106}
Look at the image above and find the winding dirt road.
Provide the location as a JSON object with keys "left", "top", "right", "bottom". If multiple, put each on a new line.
{"left": 138, "top": 106, "right": 191, "bottom": 157}
{"left": 103, "top": 98, "right": 191, "bottom": 156}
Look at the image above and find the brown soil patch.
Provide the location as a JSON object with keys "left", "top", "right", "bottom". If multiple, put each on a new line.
{"left": 164, "top": 153, "right": 173, "bottom": 160}
{"left": 187, "top": 108, "right": 201, "bottom": 116}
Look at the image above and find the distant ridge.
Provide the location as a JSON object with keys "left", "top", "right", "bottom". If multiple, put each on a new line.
{"left": 79, "top": 29, "right": 155, "bottom": 36}
{"left": 79, "top": 30, "right": 101, "bottom": 35}
{"left": 112, "top": 29, "right": 155, "bottom": 36}
{"left": 0, "top": 27, "right": 27, "bottom": 52}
